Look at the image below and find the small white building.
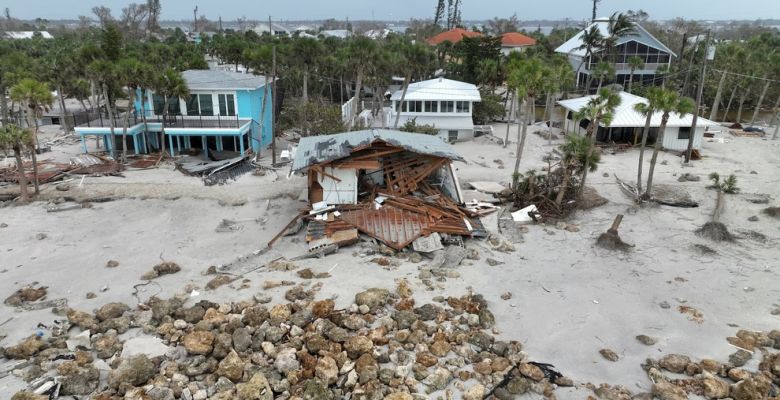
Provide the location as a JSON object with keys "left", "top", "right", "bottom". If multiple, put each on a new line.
{"left": 558, "top": 92, "right": 720, "bottom": 151}
{"left": 389, "top": 78, "right": 481, "bottom": 142}
{"left": 4, "top": 31, "right": 54, "bottom": 39}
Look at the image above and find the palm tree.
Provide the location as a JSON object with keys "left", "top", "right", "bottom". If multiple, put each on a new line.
{"left": 573, "top": 26, "right": 604, "bottom": 90}
{"left": 393, "top": 41, "right": 435, "bottom": 129}
{"left": 152, "top": 68, "right": 190, "bottom": 158}
{"left": 345, "top": 36, "right": 379, "bottom": 129}
{"left": 573, "top": 88, "right": 621, "bottom": 197}
{"left": 87, "top": 60, "right": 119, "bottom": 159}
{"left": 508, "top": 56, "right": 550, "bottom": 187}
{"left": 291, "top": 37, "right": 323, "bottom": 104}
{"left": 633, "top": 86, "right": 665, "bottom": 194}
{"left": 0, "top": 124, "right": 32, "bottom": 202}
{"left": 591, "top": 61, "right": 615, "bottom": 92}
{"left": 116, "top": 59, "right": 148, "bottom": 162}
{"left": 642, "top": 89, "right": 694, "bottom": 200}
{"left": 626, "top": 56, "right": 644, "bottom": 93}
{"left": 604, "top": 12, "right": 638, "bottom": 63}
{"left": 556, "top": 134, "right": 601, "bottom": 206}
{"left": 9, "top": 78, "right": 54, "bottom": 194}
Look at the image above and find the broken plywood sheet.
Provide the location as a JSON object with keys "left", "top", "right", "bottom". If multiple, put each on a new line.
{"left": 468, "top": 181, "right": 507, "bottom": 194}
{"left": 511, "top": 204, "right": 538, "bottom": 224}
{"left": 412, "top": 232, "right": 444, "bottom": 253}
{"left": 339, "top": 205, "right": 429, "bottom": 250}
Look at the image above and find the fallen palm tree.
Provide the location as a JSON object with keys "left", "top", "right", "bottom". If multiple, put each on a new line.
{"left": 615, "top": 175, "right": 698, "bottom": 208}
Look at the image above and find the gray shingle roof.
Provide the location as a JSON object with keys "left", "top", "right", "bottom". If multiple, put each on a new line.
{"left": 292, "top": 129, "right": 464, "bottom": 172}
{"left": 182, "top": 70, "right": 272, "bottom": 91}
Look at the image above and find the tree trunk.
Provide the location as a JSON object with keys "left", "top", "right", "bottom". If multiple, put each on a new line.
{"left": 636, "top": 112, "right": 652, "bottom": 194}
{"left": 709, "top": 70, "right": 727, "bottom": 121}
{"left": 503, "top": 89, "right": 515, "bottom": 148}
{"left": 102, "top": 83, "right": 117, "bottom": 159}
{"left": 339, "top": 76, "right": 344, "bottom": 103}
{"left": 0, "top": 83, "right": 8, "bottom": 125}
{"left": 722, "top": 85, "right": 737, "bottom": 121}
{"left": 578, "top": 119, "right": 598, "bottom": 199}
{"left": 555, "top": 166, "right": 571, "bottom": 206}
{"left": 302, "top": 64, "right": 309, "bottom": 104}
{"left": 160, "top": 107, "right": 168, "bottom": 157}
{"left": 57, "top": 84, "right": 70, "bottom": 132}
{"left": 512, "top": 96, "right": 532, "bottom": 187}
{"left": 139, "top": 89, "right": 150, "bottom": 152}
{"left": 750, "top": 79, "right": 770, "bottom": 125}
{"left": 351, "top": 69, "right": 364, "bottom": 129}
{"left": 644, "top": 114, "right": 669, "bottom": 199}
{"left": 24, "top": 108, "right": 40, "bottom": 194}
{"left": 12, "top": 145, "right": 29, "bottom": 202}
{"left": 393, "top": 73, "right": 411, "bottom": 129}
{"left": 545, "top": 91, "right": 554, "bottom": 146}
{"left": 258, "top": 74, "right": 269, "bottom": 159}
{"left": 768, "top": 94, "right": 780, "bottom": 140}
{"left": 735, "top": 89, "right": 747, "bottom": 124}
{"left": 120, "top": 88, "right": 134, "bottom": 163}
{"left": 597, "top": 77, "right": 604, "bottom": 92}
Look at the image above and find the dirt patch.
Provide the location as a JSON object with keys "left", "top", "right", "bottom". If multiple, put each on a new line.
{"left": 762, "top": 206, "right": 780, "bottom": 218}
{"left": 579, "top": 186, "right": 608, "bottom": 210}
{"left": 4, "top": 286, "right": 48, "bottom": 307}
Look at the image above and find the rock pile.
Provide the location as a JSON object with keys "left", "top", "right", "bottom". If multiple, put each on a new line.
{"left": 2, "top": 287, "right": 572, "bottom": 399}
{"left": 589, "top": 329, "right": 780, "bottom": 400}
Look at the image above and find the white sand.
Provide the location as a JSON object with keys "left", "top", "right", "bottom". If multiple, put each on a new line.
{"left": 1, "top": 125, "right": 778, "bottom": 397}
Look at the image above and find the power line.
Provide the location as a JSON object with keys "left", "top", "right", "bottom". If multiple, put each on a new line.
{"left": 709, "top": 68, "right": 780, "bottom": 84}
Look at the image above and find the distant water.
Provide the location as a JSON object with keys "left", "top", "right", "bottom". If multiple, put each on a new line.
{"left": 519, "top": 26, "right": 554, "bottom": 35}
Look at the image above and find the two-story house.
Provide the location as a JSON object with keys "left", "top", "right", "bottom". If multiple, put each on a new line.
{"left": 75, "top": 69, "right": 274, "bottom": 158}
{"left": 555, "top": 17, "right": 676, "bottom": 90}
{"left": 389, "top": 78, "right": 481, "bottom": 142}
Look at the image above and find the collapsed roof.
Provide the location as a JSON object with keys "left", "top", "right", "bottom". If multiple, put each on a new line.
{"left": 291, "top": 129, "right": 465, "bottom": 172}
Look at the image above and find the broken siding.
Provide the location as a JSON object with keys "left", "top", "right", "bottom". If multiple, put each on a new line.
{"left": 319, "top": 167, "right": 358, "bottom": 204}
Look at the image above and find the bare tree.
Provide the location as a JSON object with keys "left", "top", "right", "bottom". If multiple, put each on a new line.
{"left": 121, "top": 3, "right": 150, "bottom": 40}
{"left": 92, "top": 6, "right": 114, "bottom": 29}
{"left": 236, "top": 16, "right": 249, "bottom": 31}
{"left": 434, "top": 0, "right": 446, "bottom": 25}
{"left": 146, "top": 0, "right": 161, "bottom": 35}
{"left": 486, "top": 14, "right": 519, "bottom": 35}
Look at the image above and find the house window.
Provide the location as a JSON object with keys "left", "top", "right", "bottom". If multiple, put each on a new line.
{"left": 154, "top": 94, "right": 180, "bottom": 115}
{"left": 424, "top": 101, "right": 438, "bottom": 113}
{"left": 186, "top": 94, "right": 216, "bottom": 116}
{"left": 441, "top": 101, "right": 454, "bottom": 112}
{"left": 448, "top": 130, "right": 458, "bottom": 142}
{"left": 678, "top": 127, "right": 692, "bottom": 140}
{"left": 406, "top": 101, "right": 422, "bottom": 113}
{"left": 199, "top": 94, "right": 214, "bottom": 115}
{"left": 153, "top": 94, "right": 166, "bottom": 115}
{"left": 456, "top": 101, "right": 469, "bottom": 113}
{"left": 186, "top": 95, "right": 200, "bottom": 115}
{"left": 218, "top": 94, "right": 236, "bottom": 116}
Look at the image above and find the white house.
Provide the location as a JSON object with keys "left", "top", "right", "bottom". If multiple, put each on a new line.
{"left": 389, "top": 78, "right": 481, "bottom": 142}
{"left": 4, "top": 31, "right": 54, "bottom": 39}
{"left": 555, "top": 17, "right": 676, "bottom": 89}
{"left": 252, "top": 22, "right": 289, "bottom": 36}
{"left": 558, "top": 92, "right": 720, "bottom": 151}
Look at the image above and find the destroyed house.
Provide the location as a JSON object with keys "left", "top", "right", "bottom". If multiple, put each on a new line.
{"left": 288, "top": 130, "right": 488, "bottom": 250}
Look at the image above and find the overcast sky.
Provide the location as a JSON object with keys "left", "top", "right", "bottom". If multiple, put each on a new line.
{"left": 8, "top": 0, "right": 780, "bottom": 22}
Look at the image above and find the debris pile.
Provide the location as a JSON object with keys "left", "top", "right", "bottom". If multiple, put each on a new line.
{"left": 1, "top": 288, "right": 575, "bottom": 399}
{"left": 278, "top": 130, "right": 498, "bottom": 252}
{"left": 0, "top": 154, "right": 122, "bottom": 189}
{"left": 176, "top": 154, "right": 254, "bottom": 186}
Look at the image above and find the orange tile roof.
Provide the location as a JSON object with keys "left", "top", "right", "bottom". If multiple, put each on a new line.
{"left": 426, "top": 28, "right": 483, "bottom": 46}
{"left": 501, "top": 32, "right": 537, "bottom": 47}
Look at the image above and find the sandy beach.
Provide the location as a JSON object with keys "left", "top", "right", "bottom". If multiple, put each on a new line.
{"left": 1, "top": 124, "right": 779, "bottom": 398}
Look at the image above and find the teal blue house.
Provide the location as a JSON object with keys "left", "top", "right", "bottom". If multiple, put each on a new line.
{"left": 75, "top": 69, "right": 274, "bottom": 158}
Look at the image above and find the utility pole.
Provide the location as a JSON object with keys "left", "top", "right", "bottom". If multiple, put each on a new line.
{"left": 268, "top": 15, "right": 272, "bottom": 36}
{"left": 685, "top": 30, "right": 710, "bottom": 163}
{"left": 193, "top": 6, "right": 198, "bottom": 32}
{"left": 271, "top": 45, "right": 278, "bottom": 166}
